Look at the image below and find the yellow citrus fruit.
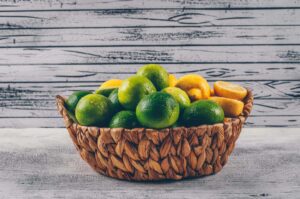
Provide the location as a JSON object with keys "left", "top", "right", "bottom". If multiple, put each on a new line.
{"left": 209, "top": 96, "right": 244, "bottom": 117}
{"left": 100, "top": 79, "right": 122, "bottom": 89}
{"left": 175, "top": 74, "right": 210, "bottom": 101}
{"left": 187, "top": 88, "right": 202, "bottom": 101}
{"left": 168, "top": 74, "right": 177, "bottom": 87}
{"left": 95, "top": 79, "right": 123, "bottom": 96}
{"left": 214, "top": 81, "right": 247, "bottom": 101}
{"left": 210, "top": 88, "right": 215, "bottom": 96}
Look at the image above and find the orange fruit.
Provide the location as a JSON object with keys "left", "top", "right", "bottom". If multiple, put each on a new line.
{"left": 209, "top": 96, "right": 244, "bottom": 117}
{"left": 214, "top": 81, "right": 247, "bottom": 101}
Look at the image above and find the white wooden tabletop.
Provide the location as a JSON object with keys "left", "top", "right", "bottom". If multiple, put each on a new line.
{"left": 0, "top": 128, "right": 299, "bottom": 199}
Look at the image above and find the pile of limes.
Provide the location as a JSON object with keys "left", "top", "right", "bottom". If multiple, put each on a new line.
{"left": 65, "top": 64, "right": 247, "bottom": 129}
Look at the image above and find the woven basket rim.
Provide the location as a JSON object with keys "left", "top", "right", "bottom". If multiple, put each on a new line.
{"left": 56, "top": 89, "right": 253, "bottom": 131}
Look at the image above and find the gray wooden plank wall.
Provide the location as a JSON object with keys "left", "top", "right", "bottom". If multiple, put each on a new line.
{"left": 0, "top": 0, "right": 299, "bottom": 128}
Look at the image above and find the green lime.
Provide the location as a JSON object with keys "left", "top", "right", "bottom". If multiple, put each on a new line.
{"left": 95, "top": 79, "right": 122, "bottom": 97}
{"left": 66, "top": 109, "right": 78, "bottom": 123}
{"left": 118, "top": 75, "right": 156, "bottom": 110}
{"left": 65, "top": 91, "right": 92, "bottom": 113}
{"left": 161, "top": 87, "right": 190, "bottom": 111}
{"left": 171, "top": 121, "right": 183, "bottom": 128}
{"left": 95, "top": 88, "right": 115, "bottom": 97}
{"left": 183, "top": 100, "right": 224, "bottom": 127}
{"left": 75, "top": 94, "right": 113, "bottom": 126}
{"left": 136, "top": 92, "right": 180, "bottom": 129}
{"left": 109, "top": 111, "right": 139, "bottom": 128}
{"left": 137, "top": 64, "right": 169, "bottom": 90}
{"left": 108, "top": 88, "right": 123, "bottom": 113}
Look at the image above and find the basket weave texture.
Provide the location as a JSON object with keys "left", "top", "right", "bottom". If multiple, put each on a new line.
{"left": 56, "top": 90, "right": 253, "bottom": 181}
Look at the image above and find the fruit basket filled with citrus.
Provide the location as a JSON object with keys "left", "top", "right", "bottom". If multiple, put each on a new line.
{"left": 56, "top": 64, "right": 253, "bottom": 181}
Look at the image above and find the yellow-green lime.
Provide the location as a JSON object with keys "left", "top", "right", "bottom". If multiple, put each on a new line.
{"left": 95, "top": 88, "right": 115, "bottom": 97}
{"left": 118, "top": 75, "right": 156, "bottom": 110}
{"left": 109, "top": 111, "right": 139, "bottom": 128}
{"left": 161, "top": 87, "right": 190, "bottom": 111}
{"left": 137, "top": 64, "right": 169, "bottom": 90}
{"left": 136, "top": 92, "right": 179, "bottom": 129}
{"left": 95, "top": 79, "right": 122, "bottom": 97}
{"left": 75, "top": 94, "right": 113, "bottom": 126}
{"left": 183, "top": 100, "right": 224, "bottom": 127}
{"left": 66, "top": 91, "right": 92, "bottom": 113}
{"left": 108, "top": 88, "right": 123, "bottom": 113}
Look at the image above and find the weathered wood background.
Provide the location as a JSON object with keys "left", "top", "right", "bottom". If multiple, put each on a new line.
{"left": 0, "top": 0, "right": 299, "bottom": 128}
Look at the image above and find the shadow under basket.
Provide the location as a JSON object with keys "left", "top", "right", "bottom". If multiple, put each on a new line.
{"left": 56, "top": 89, "right": 253, "bottom": 181}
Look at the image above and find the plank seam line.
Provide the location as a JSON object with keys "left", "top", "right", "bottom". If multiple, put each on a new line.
{"left": 2, "top": 25, "right": 300, "bottom": 30}
{"left": 1, "top": 62, "right": 300, "bottom": 66}
{"left": 2, "top": 44, "right": 300, "bottom": 48}
{"left": 1, "top": 7, "right": 300, "bottom": 12}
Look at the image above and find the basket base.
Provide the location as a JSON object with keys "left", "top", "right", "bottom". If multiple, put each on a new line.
{"left": 70, "top": 122, "right": 243, "bottom": 181}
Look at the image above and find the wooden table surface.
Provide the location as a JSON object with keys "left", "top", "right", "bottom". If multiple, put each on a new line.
{"left": 0, "top": 128, "right": 299, "bottom": 199}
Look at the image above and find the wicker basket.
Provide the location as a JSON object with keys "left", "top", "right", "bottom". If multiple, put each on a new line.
{"left": 56, "top": 89, "right": 253, "bottom": 181}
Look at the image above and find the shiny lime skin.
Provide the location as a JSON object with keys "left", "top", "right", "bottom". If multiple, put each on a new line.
{"left": 183, "top": 100, "right": 224, "bottom": 127}
{"left": 161, "top": 87, "right": 190, "bottom": 111}
{"left": 109, "top": 111, "right": 139, "bottom": 128}
{"left": 137, "top": 64, "right": 169, "bottom": 90}
{"left": 108, "top": 89, "right": 123, "bottom": 113}
{"left": 118, "top": 75, "right": 156, "bottom": 110}
{"left": 75, "top": 94, "right": 113, "bottom": 126}
{"left": 95, "top": 88, "right": 115, "bottom": 97}
{"left": 65, "top": 91, "right": 92, "bottom": 113}
{"left": 136, "top": 92, "right": 180, "bottom": 129}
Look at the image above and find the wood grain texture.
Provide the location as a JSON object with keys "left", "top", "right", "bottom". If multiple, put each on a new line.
{"left": 0, "top": 64, "right": 299, "bottom": 81}
{"left": 0, "top": 1, "right": 299, "bottom": 128}
{"left": 1, "top": 46, "right": 300, "bottom": 65}
{"left": 1, "top": 9, "right": 299, "bottom": 29}
{"left": 0, "top": 128, "right": 299, "bottom": 198}
{"left": 1, "top": 26, "right": 300, "bottom": 47}
{"left": 1, "top": 0, "right": 300, "bottom": 10}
